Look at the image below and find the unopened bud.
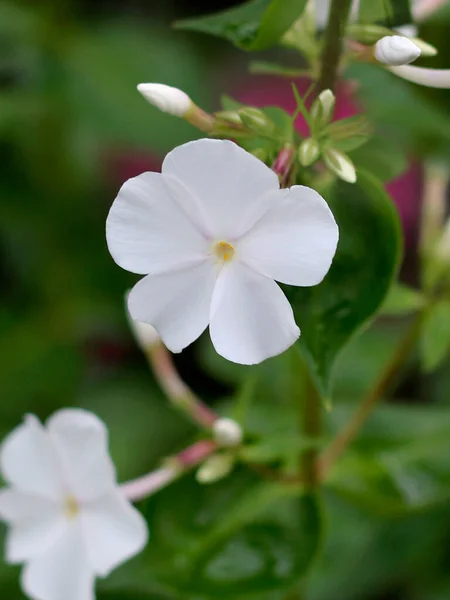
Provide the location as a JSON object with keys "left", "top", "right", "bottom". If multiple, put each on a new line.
{"left": 137, "top": 83, "right": 191, "bottom": 116}
{"left": 395, "top": 24, "right": 418, "bottom": 39}
{"left": 214, "top": 110, "right": 243, "bottom": 125}
{"left": 238, "top": 107, "right": 274, "bottom": 134}
{"left": 125, "top": 291, "right": 160, "bottom": 351}
{"left": 374, "top": 35, "right": 421, "bottom": 66}
{"left": 323, "top": 147, "right": 357, "bottom": 184}
{"left": 310, "top": 89, "right": 335, "bottom": 133}
{"left": 213, "top": 417, "right": 243, "bottom": 447}
{"left": 298, "top": 138, "right": 321, "bottom": 167}
{"left": 196, "top": 453, "right": 234, "bottom": 484}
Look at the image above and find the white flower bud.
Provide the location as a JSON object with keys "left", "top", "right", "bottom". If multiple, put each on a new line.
{"left": 213, "top": 417, "right": 243, "bottom": 447}
{"left": 310, "top": 89, "right": 335, "bottom": 132}
{"left": 298, "top": 138, "right": 321, "bottom": 167}
{"left": 395, "top": 24, "right": 418, "bottom": 39}
{"left": 125, "top": 291, "right": 160, "bottom": 350}
{"left": 323, "top": 147, "right": 357, "bottom": 184}
{"left": 375, "top": 35, "right": 421, "bottom": 66}
{"left": 137, "top": 83, "right": 192, "bottom": 116}
{"left": 196, "top": 453, "right": 234, "bottom": 484}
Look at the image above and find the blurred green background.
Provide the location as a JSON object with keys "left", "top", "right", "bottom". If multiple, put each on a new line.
{"left": 2, "top": 1, "right": 450, "bottom": 599}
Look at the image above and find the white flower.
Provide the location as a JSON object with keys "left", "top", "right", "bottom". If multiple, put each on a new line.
{"left": 137, "top": 83, "right": 191, "bottom": 116}
{"left": 0, "top": 410, "right": 148, "bottom": 600}
{"left": 125, "top": 291, "right": 160, "bottom": 350}
{"left": 213, "top": 418, "right": 243, "bottom": 447}
{"left": 106, "top": 139, "right": 338, "bottom": 365}
{"left": 375, "top": 35, "right": 421, "bottom": 66}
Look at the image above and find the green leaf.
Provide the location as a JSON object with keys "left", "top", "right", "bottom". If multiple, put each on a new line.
{"left": 286, "top": 170, "right": 402, "bottom": 396}
{"left": 380, "top": 282, "right": 426, "bottom": 316}
{"left": 326, "top": 404, "right": 450, "bottom": 514}
{"left": 249, "top": 60, "right": 309, "bottom": 78}
{"left": 358, "top": 0, "right": 412, "bottom": 26}
{"left": 174, "top": 0, "right": 308, "bottom": 51}
{"left": 348, "top": 136, "right": 408, "bottom": 182}
{"left": 421, "top": 300, "right": 450, "bottom": 372}
{"left": 141, "top": 470, "right": 323, "bottom": 597}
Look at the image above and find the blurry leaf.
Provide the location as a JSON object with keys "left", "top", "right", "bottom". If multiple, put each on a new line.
{"left": 141, "top": 470, "right": 323, "bottom": 597}
{"left": 249, "top": 61, "right": 309, "bottom": 78}
{"left": 348, "top": 136, "right": 408, "bottom": 182}
{"left": 174, "top": 0, "right": 308, "bottom": 51}
{"left": 358, "top": 0, "right": 412, "bottom": 26}
{"left": 287, "top": 170, "right": 401, "bottom": 396}
{"left": 65, "top": 23, "right": 210, "bottom": 152}
{"left": 380, "top": 282, "right": 426, "bottom": 316}
{"left": 348, "top": 63, "right": 450, "bottom": 158}
{"left": 326, "top": 404, "right": 450, "bottom": 514}
{"left": 420, "top": 300, "right": 450, "bottom": 372}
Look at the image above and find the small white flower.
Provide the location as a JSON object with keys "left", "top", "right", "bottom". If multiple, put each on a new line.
{"left": 137, "top": 83, "right": 191, "bottom": 116}
{"left": 125, "top": 291, "right": 160, "bottom": 350}
{"left": 0, "top": 410, "right": 148, "bottom": 600}
{"left": 213, "top": 417, "right": 243, "bottom": 447}
{"left": 106, "top": 139, "right": 338, "bottom": 365}
{"left": 375, "top": 35, "right": 421, "bottom": 66}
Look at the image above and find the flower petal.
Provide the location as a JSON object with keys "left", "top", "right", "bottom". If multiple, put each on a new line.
{"left": 0, "top": 416, "right": 62, "bottom": 499}
{"left": 21, "top": 522, "right": 95, "bottom": 600}
{"left": 46, "top": 409, "right": 117, "bottom": 502}
{"left": 0, "top": 489, "right": 64, "bottom": 564}
{"left": 81, "top": 492, "right": 148, "bottom": 577}
{"left": 239, "top": 185, "right": 338, "bottom": 286}
{"left": 162, "top": 139, "right": 280, "bottom": 239}
{"left": 106, "top": 171, "right": 208, "bottom": 275}
{"left": 128, "top": 260, "right": 217, "bottom": 353}
{"left": 209, "top": 262, "right": 300, "bottom": 364}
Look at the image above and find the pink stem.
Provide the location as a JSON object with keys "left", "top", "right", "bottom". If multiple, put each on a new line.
{"left": 121, "top": 439, "right": 218, "bottom": 502}
{"left": 148, "top": 344, "right": 217, "bottom": 428}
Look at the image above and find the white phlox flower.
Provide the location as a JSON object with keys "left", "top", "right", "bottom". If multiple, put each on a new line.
{"left": 0, "top": 410, "right": 148, "bottom": 600}
{"left": 375, "top": 35, "right": 421, "bottom": 66}
{"left": 106, "top": 139, "right": 339, "bottom": 365}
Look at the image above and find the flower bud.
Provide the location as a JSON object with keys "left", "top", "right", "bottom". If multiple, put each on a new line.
{"left": 298, "top": 138, "right": 321, "bottom": 167}
{"left": 125, "top": 291, "right": 160, "bottom": 351}
{"left": 310, "top": 89, "right": 335, "bottom": 133}
{"left": 437, "top": 218, "right": 450, "bottom": 261}
{"left": 137, "top": 83, "right": 191, "bottom": 116}
{"left": 196, "top": 453, "right": 234, "bottom": 484}
{"left": 213, "top": 417, "right": 243, "bottom": 447}
{"left": 214, "top": 110, "right": 243, "bottom": 125}
{"left": 238, "top": 107, "right": 275, "bottom": 134}
{"left": 408, "top": 37, "right": 437, "bottom": 58}
{"left": 374, "top": 35, "right": 421, "bottom": 66}
{"left": 323, "top": 147, "right": 357, "bottom": 184}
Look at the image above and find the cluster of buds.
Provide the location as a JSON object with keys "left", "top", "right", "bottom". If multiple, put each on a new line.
{"left": 298, "top": 89, "right": 364, "bottom": 184}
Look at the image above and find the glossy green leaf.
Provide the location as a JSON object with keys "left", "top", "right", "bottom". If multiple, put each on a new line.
{"left": 174, "top": 0, "right": 308, "bottom": 51}
{"left": 358, "top": 0, "right": 412, "bottom": 26}
{"left": 286, "top": 170, "right": 401, "bottom": 396}
{"left": 141, "top": 469, "right": 323, "bottom": 597}
{"left": 421, "top": 300, "right": 450, "bottom": 372}
{"left": 380, "top": 282, "right": 426, "bottom": 316}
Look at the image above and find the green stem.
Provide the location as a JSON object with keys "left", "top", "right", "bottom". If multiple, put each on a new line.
{"left": 317, "top": 0, "right": 353, "bottom": 92}
{"left": 318, "top": 314, "right": 422, "bottom": 477}
{"left": 292, "top": 350, "right": 321, "bottom": 488}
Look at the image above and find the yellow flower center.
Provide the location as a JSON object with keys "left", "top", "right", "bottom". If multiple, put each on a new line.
{"left": 64, "top": 495, "right": 79, "bottom": 520}
{"left": 213, "top": 240, "right": 235, "bottom": 263}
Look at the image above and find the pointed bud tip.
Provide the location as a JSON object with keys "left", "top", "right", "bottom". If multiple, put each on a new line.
{"left": 375, "top": 35, "right": 421, "bottom": 66}
{"left": 137, "top": 83, "right": 191, "bottom": 116}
